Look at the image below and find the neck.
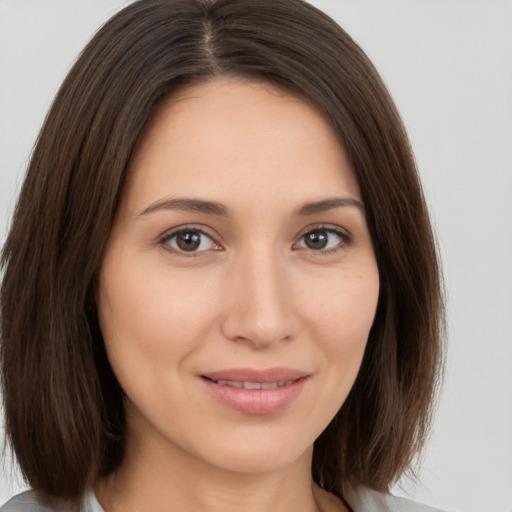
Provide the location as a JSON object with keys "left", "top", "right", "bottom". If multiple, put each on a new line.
{"left": 95, "top": 434, "right": 340, "bottom": 512}
{"left": 94, "top": 401, "right": 347, "bottom": 512}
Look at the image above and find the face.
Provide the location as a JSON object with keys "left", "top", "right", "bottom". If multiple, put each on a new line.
{"left": 97, "top": 79, "right": 379, "bottom": 475}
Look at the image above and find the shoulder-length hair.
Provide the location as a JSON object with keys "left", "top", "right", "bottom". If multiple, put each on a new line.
{"left": 1, "top": 0, "right": 444, "bottom": 504}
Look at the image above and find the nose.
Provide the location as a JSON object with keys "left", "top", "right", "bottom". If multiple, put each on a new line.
{"left": 221, "top": 248, "right": 297, "bottom": 349}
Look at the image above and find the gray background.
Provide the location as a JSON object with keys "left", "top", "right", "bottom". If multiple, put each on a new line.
{"left": 1, "top": 1, "right": 511, "bottom": 511}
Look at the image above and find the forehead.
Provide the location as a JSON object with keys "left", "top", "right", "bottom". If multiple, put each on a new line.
{"left": 122, "top": 78, "right": 361, "bottom": 215}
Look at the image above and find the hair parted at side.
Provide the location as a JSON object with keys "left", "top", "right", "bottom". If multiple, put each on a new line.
{"left": 0, "top": 0, "right": 444, "bottom": 504}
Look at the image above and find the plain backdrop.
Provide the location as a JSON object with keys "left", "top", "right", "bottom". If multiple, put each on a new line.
{"left": 0, "top": 1, "right": 511, "bottom": 511}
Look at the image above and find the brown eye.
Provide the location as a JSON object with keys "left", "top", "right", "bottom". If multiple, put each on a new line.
{"left": 304, "top": 231, "right": 329, "bottom": 250}
{"left": 163, "top": 229, "right": 217, "bottom": 253}
{"left": 176, "top": 232, "right": 201, "bottom": 251}
{"left": 296, "top": 228, "right": 349, "bottom": 252}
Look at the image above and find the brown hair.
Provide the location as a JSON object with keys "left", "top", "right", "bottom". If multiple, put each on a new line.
{"left": 1, "top": 0, "right": 444, "bottom": 504}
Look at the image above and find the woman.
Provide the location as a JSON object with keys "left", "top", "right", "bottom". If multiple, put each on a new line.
{"left": 0, "top": 0, "right": 445, "bottom": 511}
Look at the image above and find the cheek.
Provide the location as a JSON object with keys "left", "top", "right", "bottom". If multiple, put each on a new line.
{"left": 307, "top": 268, "right": 379, "bottom": 344}
{"left": 97, "top": 255, "right": 222, "bottom": 379}
{"left": 304, "top": 267, "right": 379, "bottom": 394}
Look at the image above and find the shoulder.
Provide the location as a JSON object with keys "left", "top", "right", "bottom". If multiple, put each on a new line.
{"left": 345, "top": 486, "right": 454, "bottom": 512}
{"left": 1, "top": 491, "right": 62, "bottom": 512}
{"left": 0, "top": 490, "right": 101, "bottom": 512}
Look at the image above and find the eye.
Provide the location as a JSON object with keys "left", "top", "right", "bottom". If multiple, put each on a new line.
{"left": 295, "top": 227, "right": 349, "bottom": 252}
{"left": 161, "top": 228, "right": 220, "bottom": 254}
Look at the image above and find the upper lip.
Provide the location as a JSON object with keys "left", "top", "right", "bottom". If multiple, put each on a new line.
{"left": 200, "top": 367, "right": 309, "bottom": 383}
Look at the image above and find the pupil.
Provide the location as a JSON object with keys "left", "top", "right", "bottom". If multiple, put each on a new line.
{"left": 177, "top": 232, "right": 201, "bottom": 251}
{"left": 306, "top": 231, "right": 328, "bottom": 250}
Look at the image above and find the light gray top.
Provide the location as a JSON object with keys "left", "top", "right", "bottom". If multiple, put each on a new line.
{"left": 344, "top": 487, "right": 450, "bottom": 512}
{"left": 1, "top": 488, "right": 451, "bottom": 512}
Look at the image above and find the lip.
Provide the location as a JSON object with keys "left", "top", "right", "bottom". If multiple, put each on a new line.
{"left": 200, "top": 367, "right": 310, "bottom": 415}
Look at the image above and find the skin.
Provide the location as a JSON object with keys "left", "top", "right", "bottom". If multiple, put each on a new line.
{"left": 95, "top": 79, "right": 380, "bottom": 512}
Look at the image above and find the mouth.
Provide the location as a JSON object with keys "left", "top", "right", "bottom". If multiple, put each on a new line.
{"left": 201, "top": 367, "right": 308, "bottom": 383}
{"left": 202, "top": 378, "right": 295, "bottom": 390}
{"left": 199, "top": 368, "right": 309, "bottom": 415}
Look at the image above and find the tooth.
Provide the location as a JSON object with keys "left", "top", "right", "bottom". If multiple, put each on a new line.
{"left": 243, "top": 381, "right": 262, "bottom": 390}
{"left": 212, "top": 379, "right": 291, "bottom": 390}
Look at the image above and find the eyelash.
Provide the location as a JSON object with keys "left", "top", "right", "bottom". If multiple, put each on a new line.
{"left": 159, "top": 225, "right": 351, "bottom": 256}
{"left": 159, "top": 226, "right": 221, "bottom": 257}
{"left": 295, "top": 225, "right": 352, "bottom": 255}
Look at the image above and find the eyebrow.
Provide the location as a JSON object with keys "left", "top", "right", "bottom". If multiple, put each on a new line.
{"left": 294, "top": 197, "right": 365, "bottom": 216}
{"left": 138, "top": 196, "right": 364, "bottom": 218}
{"left": 139, "top": 197, "right": 230, "bottom": 217}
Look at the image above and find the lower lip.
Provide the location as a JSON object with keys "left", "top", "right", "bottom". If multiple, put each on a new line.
{"left": 201, "top": 377, "right": 308, "bottom": 415}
